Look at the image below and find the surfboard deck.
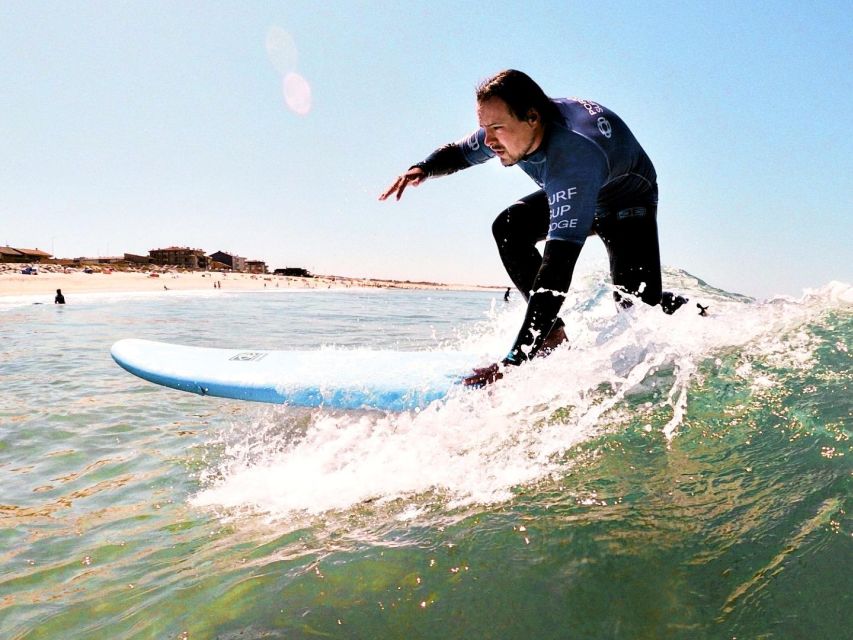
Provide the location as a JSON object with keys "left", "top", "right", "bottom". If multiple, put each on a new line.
{"left": 111, "top": 339, "right": 481, "bottom": 411}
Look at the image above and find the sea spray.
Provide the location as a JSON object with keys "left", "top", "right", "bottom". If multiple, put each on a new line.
{"left": 191, "top": 275, "right": 852, "bottom": 525}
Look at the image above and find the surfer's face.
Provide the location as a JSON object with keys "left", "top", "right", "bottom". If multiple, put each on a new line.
{"left": 477, "top": 97, "right": 543, "bottom": 166}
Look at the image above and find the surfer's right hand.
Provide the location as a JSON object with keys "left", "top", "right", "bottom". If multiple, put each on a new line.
{"left": 379, "top": 167, "right": 425, "bottom": 201}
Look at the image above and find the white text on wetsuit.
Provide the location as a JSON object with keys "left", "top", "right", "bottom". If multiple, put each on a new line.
{"left": 549, "top": 187, "right": 578, "bottom": 231}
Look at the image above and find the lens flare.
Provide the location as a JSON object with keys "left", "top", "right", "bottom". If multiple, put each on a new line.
{"left": 265, "top": 26, "right": 298, "bottom": 75}
{"left": 283, "top": 72, "right": 312, "bottom": 116}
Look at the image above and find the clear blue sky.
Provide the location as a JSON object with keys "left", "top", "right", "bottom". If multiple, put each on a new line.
{"left": 1, "top": 1, "right": 850, "bottom": 298}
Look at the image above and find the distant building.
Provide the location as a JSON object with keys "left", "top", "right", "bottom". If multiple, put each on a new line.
{"left": 149, "top": 246, "right": 209, "bottom": 269}
{"left": 0, "top": 247, "right": 51, "bottom": 263}
{"left": 209, "top": 259, "right": 231, "bottom": 271}
{"left": 246, "top": 260, "right": 267, "bottom": 274}
{"left": 75, "top": 256, "right": 126, "bottom": 265}
{"left": 124, "top": 253, "right": 152, "bottom": 265}
{"left": 273, "top": 267, "right": 312, "bottom": 277}
{"left": 209, "top": 251, "right": 246, "bottom": 272}
{"left": 17, "top": 248, "right": 52, "bottom": 262}
{"left": 0, "top": 247, "right": 26, "bottom": 263}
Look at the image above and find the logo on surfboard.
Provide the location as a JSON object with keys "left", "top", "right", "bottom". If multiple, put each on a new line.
{"left": 229, "top": 352, "right": 268, "bottom": 362}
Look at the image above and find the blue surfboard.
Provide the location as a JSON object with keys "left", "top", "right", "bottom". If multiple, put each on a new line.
{"left": 111, "top": 339, "right": 481, "bottom": 411}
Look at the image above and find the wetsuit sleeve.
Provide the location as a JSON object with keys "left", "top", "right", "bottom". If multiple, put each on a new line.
{"left": 504, "top": 240, "right": 582, "bottom": 363}
{"left": 412, "top": 129, "right": 494, "bottom": 177}
{"left": 412, "top": 144, "right": 469, "bottom": 177}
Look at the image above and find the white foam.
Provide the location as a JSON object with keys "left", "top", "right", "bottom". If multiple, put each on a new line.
{"left": 191, "top": 274, "right": 852, "bottom": 522}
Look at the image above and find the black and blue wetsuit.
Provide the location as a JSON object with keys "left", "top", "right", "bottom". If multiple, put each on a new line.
{"left": 415, "top": 98, "right": 673, "bottom": 364}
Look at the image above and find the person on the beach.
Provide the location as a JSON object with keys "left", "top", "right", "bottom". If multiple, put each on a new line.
{"left": 380, "top": 69, "right": 687, "bottom": 386}
{"left": 504, "top": 287, "right": 511, "bottom": 302}
{"left": 54, "top": 288, "right": 65, "bottom": 304}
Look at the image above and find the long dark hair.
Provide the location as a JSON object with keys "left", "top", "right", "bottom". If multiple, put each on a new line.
{"left": 476, "top": 70, "right": 559, "bottom": 123}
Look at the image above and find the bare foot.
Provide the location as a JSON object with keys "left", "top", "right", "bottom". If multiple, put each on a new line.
{"left": 539, "top": 324, "right": 568, "bottom": 355}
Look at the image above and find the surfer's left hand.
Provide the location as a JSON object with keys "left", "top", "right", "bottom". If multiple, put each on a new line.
{"left": 462, "top": 363, "right": 503, "bottom": 387}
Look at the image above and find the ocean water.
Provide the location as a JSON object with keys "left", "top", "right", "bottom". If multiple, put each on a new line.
{"left": 1, "top": 271, "right": 850, "bottom": 639}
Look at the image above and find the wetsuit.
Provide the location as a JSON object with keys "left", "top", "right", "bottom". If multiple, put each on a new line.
{"left": 414, "top": 98, "right": 670, "bottom": 364}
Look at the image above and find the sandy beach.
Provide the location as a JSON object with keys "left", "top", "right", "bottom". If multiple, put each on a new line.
{"left": 0, "top": 264, "right": 502, "bottom": 299}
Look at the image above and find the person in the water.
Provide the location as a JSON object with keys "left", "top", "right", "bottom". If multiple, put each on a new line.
{"left": 381, "top": 69, "right": 687, "bottom": 386}
{"left": 54, "top": 288, "right": 65, "bottom": 304}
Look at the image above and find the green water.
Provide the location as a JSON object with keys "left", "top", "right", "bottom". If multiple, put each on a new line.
{"left": 1, "top": 283, "right": 850, "bottom": 639}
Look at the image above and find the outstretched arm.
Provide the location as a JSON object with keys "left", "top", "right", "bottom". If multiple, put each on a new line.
{"left": 379, "top": 142, "right": 473, "bottom": 201}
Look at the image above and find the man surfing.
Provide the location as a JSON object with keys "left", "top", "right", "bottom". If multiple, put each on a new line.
{"left": 380, "top": 69, "right": 686, "bottom": 386}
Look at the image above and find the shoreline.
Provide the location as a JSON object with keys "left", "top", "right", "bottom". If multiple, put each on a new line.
{"left": 0, "top": 265, "right": 504, "bottom": 300}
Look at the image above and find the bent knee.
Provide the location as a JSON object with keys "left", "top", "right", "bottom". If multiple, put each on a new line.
{"left": 492, "top": 201, "right": 534, "bottom": 243}
{"left": 492, "top": 207, "right": 515, "bottom": 242}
